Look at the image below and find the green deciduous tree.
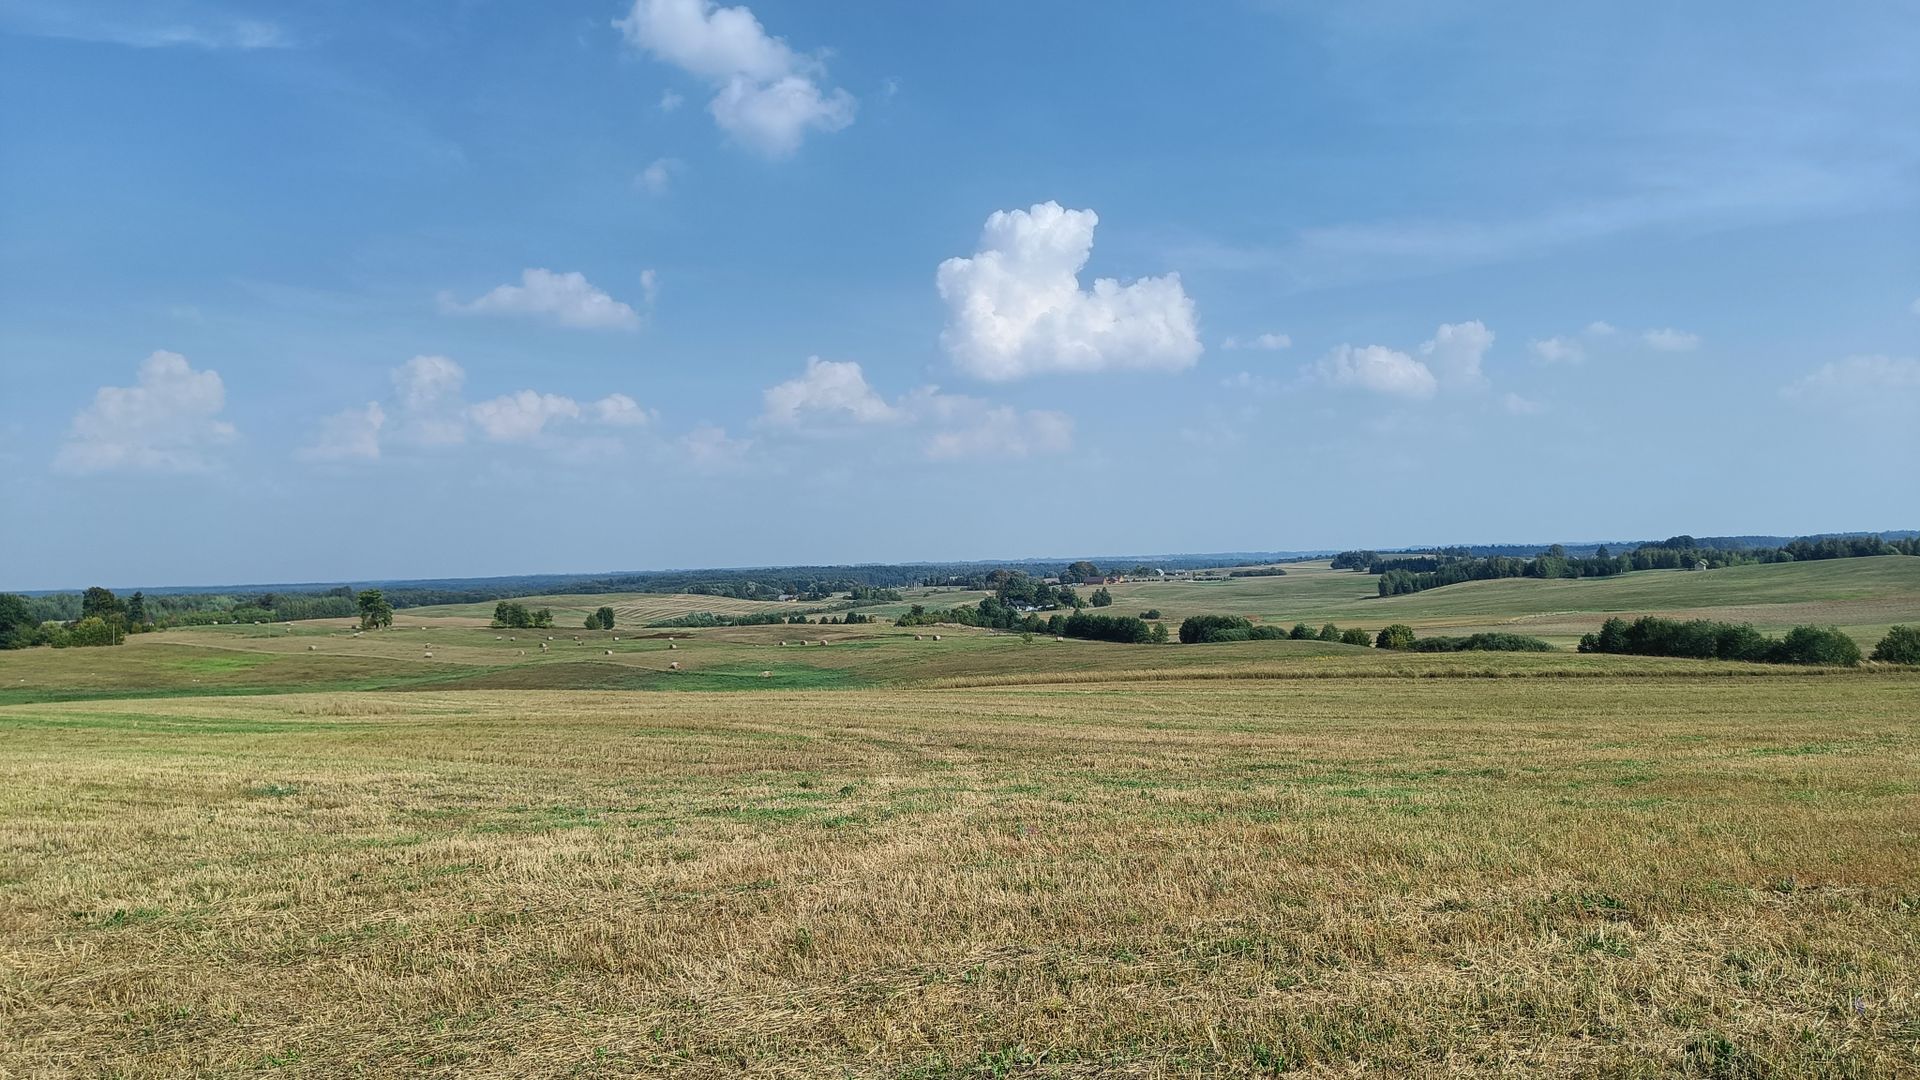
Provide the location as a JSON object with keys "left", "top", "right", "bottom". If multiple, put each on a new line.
{"left": 1872, "top": 625, "right": 1920, "bottom": 664}
{"left": 81, "top": 587, "right": 121, "bottom": 621}
{"left": 1376, "top": 624, "right": 1416, "bottom": 650}
{"left": 357, "top": 589, "right": 394, "bottom": 630}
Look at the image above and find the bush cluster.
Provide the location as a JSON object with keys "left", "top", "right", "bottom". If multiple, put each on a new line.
{"left": 1577, "top": 616, "right": 1861, "bottom": 666}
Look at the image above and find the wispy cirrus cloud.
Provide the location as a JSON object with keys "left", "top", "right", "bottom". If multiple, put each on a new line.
{"left": 2, "top": 3, "right": 291, "bottom": 49}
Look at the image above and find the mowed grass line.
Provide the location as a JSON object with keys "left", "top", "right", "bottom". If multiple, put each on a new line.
{"left": 2, "top": 675, "right": 1917, "bottom": 1077}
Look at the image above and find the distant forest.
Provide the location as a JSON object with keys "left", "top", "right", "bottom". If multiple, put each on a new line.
{"left": 1334, "top": 533, "right": 1920, "bottom": 598}
{"left": 7, "top": 530, "right": 1915, "bottom": 647}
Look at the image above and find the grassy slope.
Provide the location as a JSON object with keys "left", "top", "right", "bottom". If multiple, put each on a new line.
{"left": 1, "top": 557, "right": 1911, "bottom": 705}
{"left": 1089, "top": 556, "right": 1920, "bottom": 644}
{"left": 2, "top": 675, "right": 1916, "bottom": 1076}
{"left": 400, "top": 591, "right": 805, "bottom": 626}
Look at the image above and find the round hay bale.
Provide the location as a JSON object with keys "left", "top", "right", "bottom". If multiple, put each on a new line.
{"left": 669, "top": 661, "right": 680, "bottom": 671}
{"left": 761, "top": 670, "right": 771, "bottom": 678}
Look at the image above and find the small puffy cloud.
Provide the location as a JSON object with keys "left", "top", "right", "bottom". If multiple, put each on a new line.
{"left": 1220, "top": 371, "right": 1283, "bottom": 395}
{"left": 469, "top": 391, "right": 584, "bottom": 442}
{"left": 336, "top": 356, "right": 647, "bottom": 455}
{"left": 298, "top": 402, "right": 385, "bottom": 463}
{"left": 1501, "top": 392, "right": 1545, "bottom": 415}
{"left": 1909, "top": 298, "right": 1920, "bottom": 315}
{"left": 757, "top": 357, "right": 1072, "bottom": 459}
{"left": 659, "top": 90, "right": 685, "bottom": 112}
{"left": 1782, "top": 355, "right": 1920, "bottom": 411}
{"left": 1585, "top": 320, "right": 1618, "bottom": 336}
{"left": 1312, "top": 344, "right": 1437, "bottom": 399}
{"left": 55, "top": 351, "right": 238, "bottom": 474}
{"left": 441, "top": 269, "right": 642, "bottom": 330}
{"left": 1529, "top": 336, "right": 1585, "bottom": 364}
{"left": 938, "top": 201, "right": 1201, "bottom": 381}
{"left": 593, "top": 393, "right": 654, "bottom": 426}
{"left": 761, "top": 357, "right": 901, "bottom": 427}
{"left": 922, "top": 401, "right": 1073, "bottom": 461}
{"left": 1643, "top": 327, "right": 1701, "bottom": 352}
{"left": 391, "top": 355, "right": 468, "bottom": 446}
{"left": 681, "top": 424, "right": 752, "bottom": 469}
{"left": 637, "top": 157, "right": 682, "bottom": 195}
{"left": 614, "top": 0, "right": 855, "bottom": 157}
{"left": 1222, "top": 332, "right": 1291, "bottom": 351}
{"left": 1419, "top": 320, "right": 1493, "bottom": 389}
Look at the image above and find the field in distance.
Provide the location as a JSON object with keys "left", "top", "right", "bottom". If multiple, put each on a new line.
{"left": 2, "top": 556, "right": 1915, "bottom": 706}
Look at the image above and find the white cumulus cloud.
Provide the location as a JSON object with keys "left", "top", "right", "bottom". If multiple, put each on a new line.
{"left": 757, "top": 357, "right": 1073, "bottom": 459}
{"left": 637, "top": 157, "right": 682, "bottom": 195}
{"left": 593, "top": 393, "right": 654, "bottom": 426}
{"left": 1312, "top": 344, "right": 1438, "bottom": 399}
{"left": 680, "top": 424, "right": 752, "bottom": 469}
{"left": 1501, "top": 392, "right": 1545, "bottom": 415}
{"left": 1419, "top": 320, "right": 1493, "bottom": 389}
{"left": 937, "top": 201, "right": 1201, "bottom": 381}
{"left": 761, "top": 357, "right": 902, "bottom": 427}
{"left": 55, "top": 351, "right": 238, "bottom": 474}
{"left": 310, "top": 357, "right": 649, "bottom": 459}
{"left": 1782, "top": 355, "right": 1920, "bottom": 411}
{"left": 1222, "top": 332, "right": 1291, "bottom": 351}
{"left": 469, "top": 391, "right": 584, "bottom": 442}
{"left": 441, "top": 269, "right": 643, "bottom": 330}
{"left": 1643, "top": 327, "right": 1701, "bottom": 352}
{"left": 916, "top": 394, "right": 1073, "bottom": 461}
{"left": 298, "top": 402, "right": 385, "bottom": 463}
{"left": 1529, "top": 336, "right": 1585, "bottom": 364}
{"left": 391, "top": 355, "right": 468, "bottom": 446}
{"left": 614, "top": 0, "right": 854, "bottom": 157}
{"left": 1585, "top": 320, "right": 1618, "bottom": 336}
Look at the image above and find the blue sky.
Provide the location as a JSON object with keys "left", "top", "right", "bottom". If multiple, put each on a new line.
{"left": 2, "top": 0, "right": 1916, "bottom": 590}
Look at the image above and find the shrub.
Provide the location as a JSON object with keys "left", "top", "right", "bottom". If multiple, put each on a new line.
{"left": 1061, "top": 611, "right": 1153, "bottom": 644}
{"left": 1872, "top": 625, "right": 1920, "bottom": 664}
{"left": 1340, "top": 628, "right": 1371, "bottom": 647}
{"left": 1289, "top": 623, "right": 1315, "bottom": 640}
{"left": 1769, "top": 626, "right": 1861, "bottom": 666}
{"left": 1179, "top": 614, "right": 1253, "bottom": 644}
{"left": 1580, "top": 615, "right": 1861, "bottom": 666}
{"left": 1407, "top": 632, "right": 1555, "bottom": 653}
{"left": 1375, "top": 624, "right": 1416, "bottom": 650}
{"left": 1317, "top": 623, "right": 1340, "bottom": 641}
{"left": 1139, "top": 609, "right": 1162, "bottom": 620}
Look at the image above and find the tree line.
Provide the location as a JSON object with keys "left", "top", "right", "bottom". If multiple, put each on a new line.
{"left": 1575, "top": 616, "right": 1885, "bottom": 666}
{"left": 1355, "top": 535, "right": 1919, "bottom": 598}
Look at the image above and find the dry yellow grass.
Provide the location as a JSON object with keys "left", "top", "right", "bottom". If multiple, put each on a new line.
{"left": 3, "top": 672, "right": 1917, "bottom": 1077}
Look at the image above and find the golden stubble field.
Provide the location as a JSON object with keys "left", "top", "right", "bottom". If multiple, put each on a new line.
{"left": 3, "top": 672, "right": 1918, "bottom": 1077}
